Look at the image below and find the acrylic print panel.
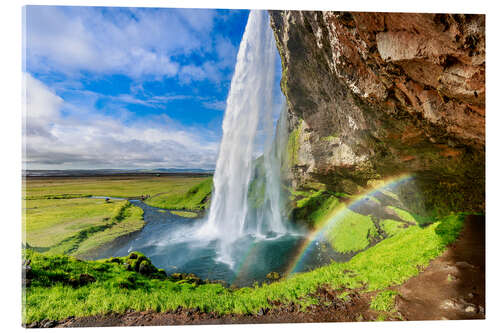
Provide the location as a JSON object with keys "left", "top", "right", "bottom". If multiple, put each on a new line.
{"left": 22, "top": 5, "right": 485, "bottom": 328}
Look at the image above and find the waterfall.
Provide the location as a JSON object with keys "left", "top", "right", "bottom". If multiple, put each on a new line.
{"left": 197, "top": 10, "right": 289, "bottom": 267}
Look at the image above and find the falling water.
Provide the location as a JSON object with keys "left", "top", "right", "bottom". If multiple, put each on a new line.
{"left": 198, "top": 10, "right": 289, "bottom": 267}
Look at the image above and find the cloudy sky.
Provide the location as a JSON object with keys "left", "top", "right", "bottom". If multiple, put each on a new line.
{"left": 23, "top": 6, "right": 280, "bottom": 170}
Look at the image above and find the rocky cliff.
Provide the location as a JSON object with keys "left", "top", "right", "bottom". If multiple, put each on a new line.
{"left": 269, "top": 11, "right": 485, "bottom": 214}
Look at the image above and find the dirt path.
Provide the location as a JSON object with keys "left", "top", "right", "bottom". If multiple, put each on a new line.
{"left": 30, "top": 214, "right": 484, "bottom": 328}
{"left": 395, "top": 214, "right": 485, "bottom": 320}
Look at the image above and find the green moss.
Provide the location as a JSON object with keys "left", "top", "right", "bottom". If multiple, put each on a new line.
{"left": 370, "top": 290, "right": 399, "bottom": 312}
{"left": 291, "top": 190, "right": 341, "bottom": 228}
{"left": 286, "top": 120, "right": 303, "bottom": 166}
{"left": 380, "top": 219, "right": 406, "bottom": 237}
{"left": 320, "top": 135, "right": 339, "bottom": 142}
{"left": 326, "top": 209, "right": 378, "bottom": 253}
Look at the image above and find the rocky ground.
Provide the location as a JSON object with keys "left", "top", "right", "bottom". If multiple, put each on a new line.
{"left": 27, "top": 214, "right": 484, "bottom": 328}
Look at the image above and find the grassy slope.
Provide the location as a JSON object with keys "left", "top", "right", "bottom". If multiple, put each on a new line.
{"left": 23, "top": 214, "right": 465, "bottom": 323}
{"left": 145, "top": 178, "right": 212, "bottom": 210}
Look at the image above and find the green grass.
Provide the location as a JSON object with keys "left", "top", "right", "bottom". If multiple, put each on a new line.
{"left": 25, "top": 194, "right": 92, "bottom": 200}
{"left": 170, "top": 211, "right": 198, "bottom": 218}
{"left": 24, "top": 175, "right": 211, "bottom": 199}
{"left": 72, "top": 204, "right": 144, "bottom": 257}
{"left": 370, "top": 290, "right": 399, "bottom": 312}
{"left": 45, "top": 202, "right": 144, "bottom": 257}
{"left": 23, "top": 214, "right": 465, "bottom": 324}
{"left": 24, "top": 198, "right": 126, "bottom": 248}
{"left": 145, "top": 178, "right": 212, "bottom": 211}
{"left": 326, "top": 209, "right": 378, "bottom": 253}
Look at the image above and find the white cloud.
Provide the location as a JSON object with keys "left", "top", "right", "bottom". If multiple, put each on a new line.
{"left": 23, "top": 72, "right": 62, "bottom": 137}
{"left": 23, "top": 73, "right": 219, "bottom": 169}
{"left": 25, "top": 6, "right": 226, "bottom": 81}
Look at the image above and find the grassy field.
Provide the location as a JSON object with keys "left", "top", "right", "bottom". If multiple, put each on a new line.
{"left": 24, "top": 175, "right": 211, "bottom": 199}
{"left": 145, "top": 178, "right": 212, "bottom": 211}
{"left": 23, "top": 213, "right": 465, "bottom": 323}
{"left": 23, "top": 175, "right": 212, "bottom": 257}
{"left": 24, "top": 198, "right": 132, "bottom": 249}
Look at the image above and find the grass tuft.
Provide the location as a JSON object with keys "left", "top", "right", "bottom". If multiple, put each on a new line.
{"left": 370, "top": 290, "right": 399, "bottom": 312}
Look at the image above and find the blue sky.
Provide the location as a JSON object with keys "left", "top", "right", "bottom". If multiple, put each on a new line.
{"left": 23, "top": 6, "right": 281, "bottom": 170}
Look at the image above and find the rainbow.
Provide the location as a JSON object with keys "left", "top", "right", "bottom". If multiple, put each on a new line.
{"left": 283, "top": 173, "right": 415, "bottom": 276}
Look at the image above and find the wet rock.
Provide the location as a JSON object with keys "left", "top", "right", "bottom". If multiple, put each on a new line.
{"left": 138, "top": 261, "right": 154, "bottom": 274}
{"left": 170, "top": 273, "right": 183, "bottom": 281}
{"left": 40, "top": 319, "right": 57, "bottom": 328}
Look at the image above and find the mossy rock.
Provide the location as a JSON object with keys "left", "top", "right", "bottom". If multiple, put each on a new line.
{"left": 169, "top": 272, "right": 203, "bottom": 285}
{"left": 266, "top": 272, "right": 281, "bottom": 281}
{"left": 120, "top": 251, "right": 165, "bottom": 277}
{"left": 138, "top": 260, "right": 155, "bottom": 274}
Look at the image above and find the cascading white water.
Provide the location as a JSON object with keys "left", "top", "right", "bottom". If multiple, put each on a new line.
{"left": 197, "top": 10, "right": 288, "bottom": 267}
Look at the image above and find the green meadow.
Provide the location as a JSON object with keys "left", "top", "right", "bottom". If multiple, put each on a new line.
{"left": 25, "top": 175, "right": 211, "bottom": 199}
{"left": 23, "top": 175, "right": 212, "bottom": 257}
